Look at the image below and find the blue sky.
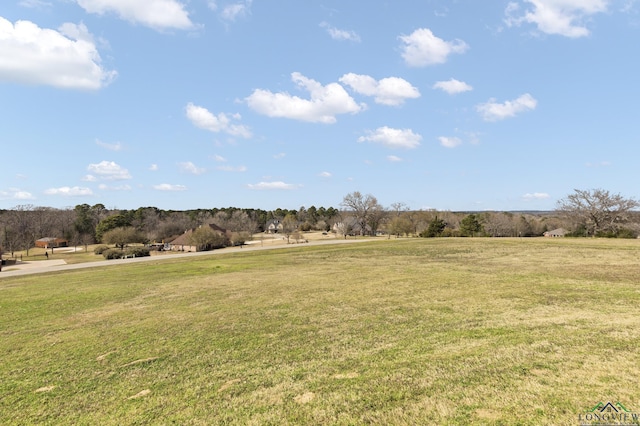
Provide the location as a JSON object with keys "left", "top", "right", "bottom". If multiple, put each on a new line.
{"left": 1, "top": 0, "right": 639, "bottom": 212}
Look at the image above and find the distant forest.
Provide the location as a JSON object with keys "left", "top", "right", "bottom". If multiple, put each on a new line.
{"left": 1, "top": 188, "right": 638, "bottom": 255}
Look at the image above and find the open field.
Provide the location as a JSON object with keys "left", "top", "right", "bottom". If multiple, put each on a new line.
{"left": 1, "top": 237, "right": 640, "bottom": 425}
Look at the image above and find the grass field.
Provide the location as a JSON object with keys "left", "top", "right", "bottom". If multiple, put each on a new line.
{"left": 1, "top": 237, "right": 640, "bottom": 425}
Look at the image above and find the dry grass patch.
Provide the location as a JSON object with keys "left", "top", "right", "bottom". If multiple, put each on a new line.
{"left": 127, "top": 389, "right": 151, "bottom": 400}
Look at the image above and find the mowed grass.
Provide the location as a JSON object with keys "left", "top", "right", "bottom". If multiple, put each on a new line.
{"left": 2, "top": 238, "right": 640, "bottom": 425}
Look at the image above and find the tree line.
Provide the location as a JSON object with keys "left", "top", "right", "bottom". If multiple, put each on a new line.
{"left": 0, "top": 204, "right": 340, "bottom": 255}
{"left": 1, "top": 188, "right": 638, "bottom": 256}
{"left": 336, "top": 189, "right": 640, "bottom": 239}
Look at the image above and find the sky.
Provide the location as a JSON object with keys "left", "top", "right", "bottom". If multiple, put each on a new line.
{"left": 1, "top": 0, "right": 639, "bottom": 212}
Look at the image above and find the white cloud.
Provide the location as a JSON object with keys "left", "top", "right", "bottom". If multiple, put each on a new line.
{"left": 0, "top": 18, "right": 116, "bottom": 90}
{"left": 339, "top": 73, "right": 420, "bottom": 106}
{"left": 246, "top": 72, "right": 365, "bottom": 123}
{"left": 98, "top": 183, "right": 131, "bottom": 191}
{"left": 387, "top": 155, "right": 403, "bottom": 162}
{"left": 96, "top": 139, "right": 123, "bottom": 151}
{"left": 399, "top": 28, "right": 468, "bottom": 67}
{"left": 320, "top": 22, "right": 361, "bottom": 42}
{"left": 185, "top": 103, "right": 252, "bottom": 138}
{"left": 505, "top": 0, "right": 608, "bottom": 37}
{"left": 179, "top": 161, "right": 206, "bottom": 175}
{"left": 247, "top": 181, "right": 300, "bottom": 190}
{"left": 523, "top": 192, "right": 550, "bottom": 200}
{"left": 87, "top": 161, "right": 132, "bottom": 180}
{"left": 44, "top": 186, "right": 93, "bottom": 196}
{"left": 19, "top": 0, "right": 52, "bottom": 9}
{"left": 75, "top": 0, "right": 194, "bottom": 30}
{"left": 433, "top": 78, "right": 473, "bottom": 94}
{"left": 319, "top": 171, "right": 332, "bottom": 177}
{"left": 358, "top": 127, "right": 422, "bottom": 149}
{"left": 153, "top": 183, "right": 187, "bottom": 191}
{"left": 217, "top": 165, "right": 247, "bottom": 172}
{"left": 0, "top": 188, "right": 35, "bottom": 200}
{"left": 476, "top": 93, "right": 537, "bottom": 121}
{"left": 149, "top": 164, "right": 159, "bottom": 171}
{"left": 213, "top": 154, "right": 227, "bottom": 162}
{"left": 15, "top": 191, "right": 35, "bottom": 200}
{"left": 273, "top": 153, "right": 286, "bottom": 159}
{"left": 438, "top": 136, "right": 462, "bottom": 148}
{"left": 220, "top": 0, "right": 252, "bottom": 21}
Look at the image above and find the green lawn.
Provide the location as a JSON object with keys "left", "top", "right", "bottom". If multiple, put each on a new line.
{"left": 1, "top": 238, "right": 640, "bottom": 425}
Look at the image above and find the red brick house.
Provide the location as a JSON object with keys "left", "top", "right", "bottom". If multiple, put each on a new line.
{"left": 35, "top": 237, "right": 68, "bottom": 249}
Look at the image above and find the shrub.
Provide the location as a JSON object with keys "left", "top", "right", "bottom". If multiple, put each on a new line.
{"left": 616, "top": 228, "right": 637, "bottom": 239}
{"left": 299, "top": 222, "right": 312, "bottom": 232}
{"left": 125, "top": 247, "right": 151, "bottom": 257}
{"left": 94, "top": 245, "right": 110, "bottom": 255}
{"left": 441, "top": 228, "right": 460, "bottom": 238}
{"left": 231, "top": 231, "right": 251, "bottom": 246}
{"left": 595, "top": 230, "right": 618, "bottom": 238}
{"left": 102, "top": 248, "right": 124, "bottom": 259}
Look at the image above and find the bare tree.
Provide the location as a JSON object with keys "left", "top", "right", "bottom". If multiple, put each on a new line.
{"left": 56, "top": 208, "right": 76, "bottom": 242}
{"left": 341, "top": 192, "right": 384, "bottom": 236}
{"left": 230, "top": 231, "right": 251, "bottom": 246}
{"left": 156, "top": 212, "right": 193, "bottom": 242}
{"left": 388, "top": 215, "right": 413, "bottom": 238}
{"left": 228, "top": 211, "right": 258, "bottom": 235}
{"left": 334, "top": 216, "right": 355, "bottom": 239}
{"left": 483, "top": 212, "right": 516, "bottom": 237}
{"left": 390, "top": 202, "right": 409, "bottom": 216}
{"left": 6, "top": 205, "right": 37, "bottom": 255}
{"left": 1, "top": 216, "right": 20, "bottom": 257}
{"left": 281, "top": 214, "right": 298, "bottom": 243}
{"left": 556, "top": 188, "right": 640, "bottom": 236}
{"left": 131, "top": 207, "right": 162, "bottom": 242}
{"left": 369, "top": 203, "right": 387, "bottom": 236}
{"left": 1, "top": 205, "right": 60, "bottom": 255}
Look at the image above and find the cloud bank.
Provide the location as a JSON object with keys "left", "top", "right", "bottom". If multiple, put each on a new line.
{"left": 246, "top": 72, "right": 364, "bottom": 123}
{"left": 75, "top": 0, "right": 194, "bottom": 30}
{"left": 0, "top": 18, "right": 116, "bottom": 90}
{"left": 505, "top": 0, "right": 608, "bottom": 38}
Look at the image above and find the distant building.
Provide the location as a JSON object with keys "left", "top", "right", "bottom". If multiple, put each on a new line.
{"left": 266, "top": 219, "right": 283, "bottom": 234}
{"left": 544, "top": 228, "right": 567, "bottom": 237}
{"left": 333, "top": 217, "right": 371, "bottom": 237}
{"left": 35, "top": 237, "right": 68, "bottom": 249}
{"left": 166, "top": 223, "right": 230, "bottom": 252}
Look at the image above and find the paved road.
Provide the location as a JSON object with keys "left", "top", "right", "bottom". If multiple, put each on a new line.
{"left": 0, "top": 238, "right": 375, "bottom": 278}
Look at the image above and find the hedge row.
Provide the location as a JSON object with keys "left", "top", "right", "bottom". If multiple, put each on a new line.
{"left": 101, "top": 247, "right": 151, "bottom": 259}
